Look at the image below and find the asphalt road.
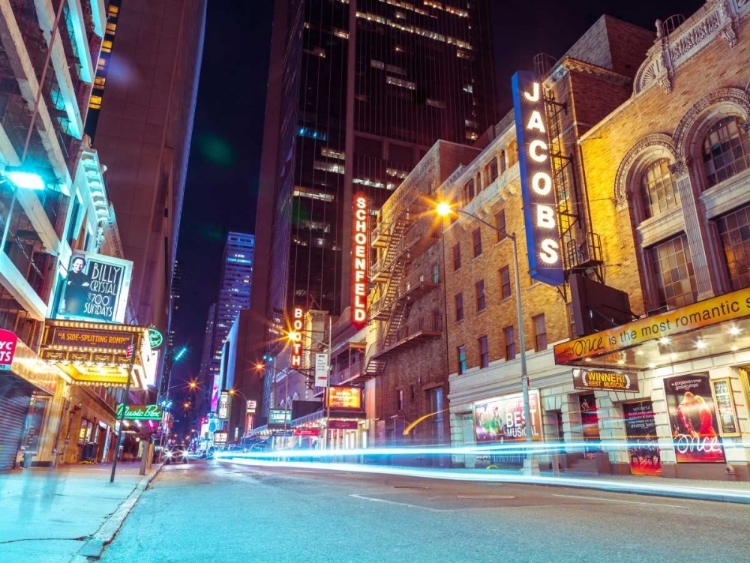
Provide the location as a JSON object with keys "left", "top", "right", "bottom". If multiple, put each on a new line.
{"left": 99, "top": 459, "right": 750, "bottom": 563}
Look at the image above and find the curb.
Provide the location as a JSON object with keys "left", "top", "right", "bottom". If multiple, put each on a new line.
{"left": 69, "top": 465, "right": 163, "bottom": 562}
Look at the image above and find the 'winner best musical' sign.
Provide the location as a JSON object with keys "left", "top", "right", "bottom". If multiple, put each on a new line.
{"left": 57, "top": 251, "right": 133, "bottom": 323}
{"left": 511, "top": 71, "right": 563, "bottom": 286}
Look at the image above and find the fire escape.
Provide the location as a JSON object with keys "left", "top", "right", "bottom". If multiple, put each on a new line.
{"left": 544, "top": 85, "right": 604, "bottom": 285}
{"left": 362, "top": 194, "right": 441, "bottom": 378}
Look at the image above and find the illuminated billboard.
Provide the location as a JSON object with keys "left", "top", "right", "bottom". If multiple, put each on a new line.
{"left": 511, "top": 71, "right": 563, "bottom": 286}
{"left": 326, "top": 386, "right": 362, "bottom": 410}
{"left": 474, "top": 390, "right": 542, "bottom": 443}
{"left": 56, "top": 250, "right": 132, "bottom": 323}
{"left": 351, "top": 192, "right": 369, "bottom": 328}
{"left": 0, "top": 328, "right": 18, "bottom": 370}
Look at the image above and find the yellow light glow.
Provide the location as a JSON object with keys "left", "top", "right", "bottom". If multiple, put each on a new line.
{"left": 436, "top": 201, "right": 452, "bottom": 217}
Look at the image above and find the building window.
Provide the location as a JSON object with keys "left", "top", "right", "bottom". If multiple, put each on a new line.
{"left": 716, "top": 204, "right": 750, "bottom": 291}
{"left": 486, "top": 158, "right": 498, "bottom": 186}
{"left": 499, "top": 266, "right": 511, "bottom": 300}
{"left": 410, "top": 385, "right": 415, "bottom": 401}
{"left": 432, "top": 263, "right": 440, "bottom": 283}
{"left": 640, "top": 159, "right": 679, "bottom": 219}
{"left": 650, "top": 234, "right": 697, "bottom": 308}
{"left": 453, "top": 243, "right": 461, "bottom": 270}
{"left": 504, "top": 326, "right": 515, "bottom": 360}
{"left": 462, "top": 179, "right": 475, "bottom": 205}
{"left": 475, "top": 280, "right": 486, "bottom": 311}
{"left": 533, "top": 314, "right": 547, "bottom": 351}
{"left": 455, "top": 293, "right": 464, "bottom": 321}
{"left": 479, "top": 336, "right": 489, "bottom": 368}
{"left": 495, "top": 210, "right": 506, "bottom": 242}
{"left": 567, "top": 302, "right": 576, "bottom": 338}
{"left": 397, "top": 389, "right": 404, "bottom": 411}
{"left": 702, "top": 116, "right": 750, "bottom": 188}
{"left": 499, "top": 150, "right": 507, "bottom": 173}
{"left": 457, "top": 345, "right": 467, "bottom": 374}
{"left": 472, "top": 228, "right": 482, "bottom": 257}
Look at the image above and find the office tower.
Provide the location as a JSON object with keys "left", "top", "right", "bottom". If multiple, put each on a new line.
{"left": 86, "top": 0, "right": 206, "bottom": 335}
{"left": 195, "top": 302, "right": 216, "bottom": 418}
{"left": 207, "top": 232, "right": 255, "bottom": 411}
{"left": 251, "top": 0, "right": 497, "bottom": 376}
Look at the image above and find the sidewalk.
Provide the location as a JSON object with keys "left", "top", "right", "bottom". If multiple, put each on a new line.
{"left": 0, "top": 462, "right": 161, "bottom": 563}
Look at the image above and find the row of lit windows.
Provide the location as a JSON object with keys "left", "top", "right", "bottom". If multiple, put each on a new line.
{"left": 353, "top": 11, "right": 473, "bottom": 50}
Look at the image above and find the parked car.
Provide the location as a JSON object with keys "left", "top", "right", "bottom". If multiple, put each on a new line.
{"left": 164, "top": 446, "right": 187, "bottom": 464}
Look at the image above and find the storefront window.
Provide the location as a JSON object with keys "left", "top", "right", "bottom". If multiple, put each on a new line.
{"left": 650, "top": 234, "right": 697, "bottom": 309}
{"left": 716, "top": 204, "right": 750, "bottom": 291}
{"left": 641, "top": 159, "right": 679, "bottom": 219}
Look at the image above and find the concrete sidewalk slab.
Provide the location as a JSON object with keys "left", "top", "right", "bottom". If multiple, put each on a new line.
{"left": 0, "top": 462, "right": 161, "bottom": 563}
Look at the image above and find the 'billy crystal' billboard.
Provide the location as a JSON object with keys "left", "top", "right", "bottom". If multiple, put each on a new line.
{"left": 57, "top": 250, "right": 132, "bottom": 323}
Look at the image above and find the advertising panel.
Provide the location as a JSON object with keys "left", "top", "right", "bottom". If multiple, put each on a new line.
{"left": 269, "top": 409, "right": 291, "bottom": 425}
{"left": 664, "top": 374, "right": 725, "bottom": 463}
{"left": 573, "top": 368, "right": 639, "bottom": 392}
{"left": 511, "top": 71, "right": 563, "bottom": 286}
{"left": 48, "top": 326, "right": 136, "bottom": 353}
{"left": 710, "top": 378, "right": 740, "bottom": 436}
{"left": 314, "top": 353, "right": 329, "bottom": 387}
{"left": 57, "top": 250, "right": 132, "bottom": 323}
{"left": 474, "top": 390, "right": 542, "bottom": 443}
{"left": 326, "top": 386, "right": 363, "bottom": 410}
{"left": 623, "top": 401, "right": 661, "bottom": 476}
{"left": 116, "top": 404, "right": 163, "bottom": 420}
{"left": 0, "top": 328, "right": 18, "bottom": 370}
{"left": 218, "top": 391, "right": 230, "bottom": 420}
{"left": 351, "top": 192, "right": 369, "bottom": 328}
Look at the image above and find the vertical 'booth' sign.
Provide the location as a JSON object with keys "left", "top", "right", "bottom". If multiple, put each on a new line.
{"left": 351, "top": 192, "right": 369, "bottom": 328}
{"left": 290, "top": 307, "right": 304, "bottom": 368}
{"left": 511, "top": 71, "right": 564, "bottom": 286}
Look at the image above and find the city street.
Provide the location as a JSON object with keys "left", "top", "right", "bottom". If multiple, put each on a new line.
{"left": 99, "top": 460, "right": 750, "bottom": 563}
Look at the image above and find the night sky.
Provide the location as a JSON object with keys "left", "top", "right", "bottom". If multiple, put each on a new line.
{"left": 171, "top": 0, "right": 705, "bottom": 387}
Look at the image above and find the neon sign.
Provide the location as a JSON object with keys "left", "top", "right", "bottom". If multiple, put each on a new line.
{"left": 351, "top": 192, "right": 369, "bottom": 328}
{"left": 290, "top": 307, "right": 304, "bottom": 368}
{"left": 511, "top": 71, "right": 563, "bottom": 286}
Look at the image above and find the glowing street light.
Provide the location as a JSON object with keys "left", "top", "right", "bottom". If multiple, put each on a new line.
{"left": 3, "top": 169, "right": 46, "bottom": 190}
{"left": 436, "top": 201, "right": 539, "bottom": 476}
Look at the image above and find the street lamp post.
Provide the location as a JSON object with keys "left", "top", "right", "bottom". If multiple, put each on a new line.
{"left": 436, "top": 202, "right": 539, "bottom": 476}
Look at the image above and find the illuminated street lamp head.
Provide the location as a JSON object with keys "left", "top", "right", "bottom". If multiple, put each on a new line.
{"left": 4, "top": 169, "right": 46, "bottom": 190}
{"left": 436, "top": 201, "right": 453, "bottom": 217}
{"left": 287, "top": 330, "right": 301, "bottom": 342}
{"left": 183, "top": 402, "right": 190, "bottom": 409}
{"left": 255, "top": 362, "right": 265, "bottom": 371}
{"left": 188, "top": 380, "right": 198, "bottom": 390}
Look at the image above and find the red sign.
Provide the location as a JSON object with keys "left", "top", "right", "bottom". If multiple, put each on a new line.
{"left": 290, "top": 307, "right": 303, "bottom": 368}
{"left": 293, "top": 428, "right": 320, "bottom": 436}
{"left": 328, "top": 420, "right": 359, "bottom": 429}
{"left": 0, "top": 328, "right": 18, "bottom": 370}
{"left": 351, "top": 192, "right": 369, "bottom": 328}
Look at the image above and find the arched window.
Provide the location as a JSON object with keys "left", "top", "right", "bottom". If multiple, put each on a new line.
{"left": 701, "top": 116, "right": 750, "bottom": 188}
{"left": 640, "top": 159, "right": 679, "bottom": 219}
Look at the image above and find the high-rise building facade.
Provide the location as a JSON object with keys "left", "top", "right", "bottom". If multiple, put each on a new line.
{"left": 195, "top": 302, "right": 216, "bottom": 418}
{"left": 86, "top": 0, "right": 206, "bottom": 338}
{"left": 207, "top": 232, "right": 254, "bottom": 411}
{"left": 250, "top": 0, "right": 497, "bottom": 413}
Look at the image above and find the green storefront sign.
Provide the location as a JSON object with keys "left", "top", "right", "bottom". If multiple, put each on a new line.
{"left": 116, "top": 403, "right": 163, "bottom": 420}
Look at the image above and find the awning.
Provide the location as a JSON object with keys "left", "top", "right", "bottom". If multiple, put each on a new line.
{"left": 554, "top": 287, "right": 750, "bottom": 370}
{"left": 6, "top": 338, "right": 65, "bottom": 395}
{"left": 40, "top": 320, "right": 151, "bottom": 388}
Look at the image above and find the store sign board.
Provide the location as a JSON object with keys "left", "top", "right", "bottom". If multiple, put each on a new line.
{"left": 218, "top": 391, "right": 229, "bottom": 420}
{"left": 214, "top": 432, "right": 227, "bottom": 444}
{"left": 573, "top": 368, "right": 639, "bottom": 392}
{"left": 116, "top": 404, "right": 163, "bottom": 420}
{"left": 328, "top": 419, "right": 358, "bottom": 429}
{"left": 56, "top": 250, "right": 132, "bottom": 323}
{"left": 314, "top": 353, "right": 329, "bottom": 387}
{"left": 246, "top": 400, "right": 257, "bottom": 414}
{"left": 290, "top": 307, "right": 304, "bottom": 369}
{"left": 0, "top": 328, "right": 18, "bottom": 370}
{"left": 511, "top": 71, "right": 563, "bottom": 286}
{"left": 351, "top": 192, "right": 369, "bottom": 328}
{"left": 269, "top": 409, "right": 291, "bottom": 425}
{"left": 474, "top": 390, "right": 543, "bottom": 443}
{"left": 554, "top": 286, "right": 750, "bottom": 364}
{"left": 293, "top": 428, "right": 320, "bottom": 436}
{"left": 326, "top": 386, "right": 362, "bottom": 410}
{"left": 147, "top": 327, "right": 164, "bottom": 349}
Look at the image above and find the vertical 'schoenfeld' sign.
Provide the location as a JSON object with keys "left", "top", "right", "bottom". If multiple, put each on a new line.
{"left": 290, "top": 307, "right": 304, "bottom": 369}
{"left": 511, "top": 71, "right": 563, "bottom": 286}
{"left": 351, "top": 192, "right": 369, "bottom": 328}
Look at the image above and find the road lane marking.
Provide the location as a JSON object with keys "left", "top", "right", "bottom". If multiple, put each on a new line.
{"left": 457, "top": 495, "right": 516, "bottom": 499}
{"left": 350, "top": 494, "right": 447, "bottom": 512}
{"left": 552, "top": 494, "right": 684, "bottom": 508}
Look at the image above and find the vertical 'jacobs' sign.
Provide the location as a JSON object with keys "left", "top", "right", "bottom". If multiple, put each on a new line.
{"left": 290, "top": 307, "right": 304, "bottom": 369}
{"left": 351, "top": 192, "right": 369, "bottom": 328}
{"left": 511, "top": 71, "right": 563, "bottom": 286}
